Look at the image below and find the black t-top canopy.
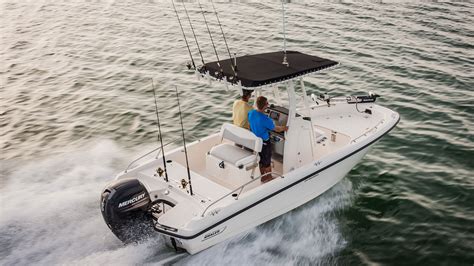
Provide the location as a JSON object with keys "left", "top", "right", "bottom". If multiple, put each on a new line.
{"left": 198, "top": 51, "right": 338, "bottom": 88}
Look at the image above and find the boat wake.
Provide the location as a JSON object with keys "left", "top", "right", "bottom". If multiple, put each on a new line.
{"left": 0, "top": 140, "right": 352, "bottom": 265}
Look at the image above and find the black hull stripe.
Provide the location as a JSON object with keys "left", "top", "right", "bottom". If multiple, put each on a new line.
{"left": 155, "top": 117, "right": 400, "bottom": 240}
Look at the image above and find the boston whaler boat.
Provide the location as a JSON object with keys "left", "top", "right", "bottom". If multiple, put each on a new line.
{"left": 100, "top": 2, "right": 399, "bottom": 255}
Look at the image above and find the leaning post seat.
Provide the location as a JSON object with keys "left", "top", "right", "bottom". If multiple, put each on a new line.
{"left": 210, "top": 123, "right": 262, "bottom": 168}
{"left": 206, "top": 123, "right": 263, "bottom": 186}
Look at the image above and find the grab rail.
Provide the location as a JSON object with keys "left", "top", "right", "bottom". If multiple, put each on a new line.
{"left": 124, "top": 133, "right": 204, "bottom": 173}
{"left": 124, "top": 138, "right": 181, "bottom": 173}
{"left": 201, "top": 172, "right": 284, "bottom": 217}
{"left": 350, "top": 119, "right": 385, "bottom": 143}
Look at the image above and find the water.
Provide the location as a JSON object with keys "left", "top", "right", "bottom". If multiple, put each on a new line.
{"left": 1, "top": 0, "right": 473, "bottom": 265}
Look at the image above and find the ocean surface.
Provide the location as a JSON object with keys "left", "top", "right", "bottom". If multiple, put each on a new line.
{"left": 1, "top": 0, "right": 473, "bottom": 265}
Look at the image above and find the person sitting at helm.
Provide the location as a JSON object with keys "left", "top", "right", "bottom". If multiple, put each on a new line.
{"left": 232, "top": 89, "right": 253, "bottom": 129}
{"left": 248, "top": 96, "right": 288, "bottom": 183}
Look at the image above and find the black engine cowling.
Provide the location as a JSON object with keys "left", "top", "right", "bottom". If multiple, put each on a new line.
{"left": 100, "top": 178, "right": 154, "bottom": 243}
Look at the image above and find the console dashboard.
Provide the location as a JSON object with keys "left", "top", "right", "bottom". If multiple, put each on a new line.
{"left": 264, "top": 104, "right": 289, "bottom": 158}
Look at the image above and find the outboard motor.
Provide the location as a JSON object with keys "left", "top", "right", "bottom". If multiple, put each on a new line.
{"left": 100, "top": 178, "right": 154, "bottom": 243}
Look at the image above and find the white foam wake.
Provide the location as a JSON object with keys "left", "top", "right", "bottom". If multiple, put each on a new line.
{"left": 0, "top": 140, "right": 170, "bottom": 265}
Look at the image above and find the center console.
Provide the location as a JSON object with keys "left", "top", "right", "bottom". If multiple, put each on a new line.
{"left": 264, "top": 104, "right": 289, "bottom": 159}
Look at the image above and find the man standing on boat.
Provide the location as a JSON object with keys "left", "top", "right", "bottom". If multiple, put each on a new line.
{"left": 248, "top": 96, "right": 288, "bottom": 182}
{"left": 232, "top": 89, "right": 253, "bottom": 129}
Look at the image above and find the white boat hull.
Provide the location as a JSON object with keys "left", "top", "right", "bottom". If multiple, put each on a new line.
{"left": 167, "top": 143, "right": 373, "bottom": 254}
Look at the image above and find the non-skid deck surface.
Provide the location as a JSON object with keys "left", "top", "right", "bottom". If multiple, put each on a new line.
{"left": 139, "top": 162, "right": 231, "bottom": 202}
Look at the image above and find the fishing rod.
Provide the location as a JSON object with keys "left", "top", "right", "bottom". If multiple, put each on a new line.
{"left": 211, "top": 1, "right": 236, "bottom": 76}
{"left": 151, "top": 78, "right": 169, "bottom": 182}
{"left": 171, "top": 0, "right": 195, "bottom": 70}
{"left": 281, "top": 0, "right": 289, "bottom": 67}
{"left": 174, "top": 86, "right": 193, "bottom": 196}
{"left": 198, "top": 0, "right": 223, "bottom": 74}
{"left": 182, "top": 1, "right": 206, "bottom": 67}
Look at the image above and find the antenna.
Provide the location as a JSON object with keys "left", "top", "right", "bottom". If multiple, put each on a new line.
{"left": 198, "top": 0, "right": 223, "bottom": 74}
{"left": 182, "top": 1, "right": 206, "bottom": 67}
{"left": 281, "top": 0, "right": 289, "bottom": 67}
{"left": 171, "top": 0, "right": 195, "bottom": 70}
{"left": 211, "top": 1, "right": 236, "bottom": 76}
{"left": 151, "top": 78, "right": 169, "bottom": 182}
{"left": 174, "top": 86, "right": 193, "bottom": 196}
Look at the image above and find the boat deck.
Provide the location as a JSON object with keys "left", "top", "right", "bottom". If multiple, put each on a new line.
{"left": 312, "top": 112, "right": 379, "bottom": 139}
{"left": 137, "top": 161, "right": 231, "bottom": 205}
{"left": 126, "top": 102, "right": 391, "bottom": 216}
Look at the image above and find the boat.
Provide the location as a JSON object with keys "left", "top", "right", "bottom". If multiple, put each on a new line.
{"left": 100, "top": 50, "right": 399, "bottom": 254}
{"left": 100, "top": 2, "right": 399, "bottom": 255}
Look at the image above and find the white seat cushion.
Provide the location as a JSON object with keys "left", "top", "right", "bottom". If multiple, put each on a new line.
{"left": 209, "top": 143, "right": 257, "bottom": 167}
{"left": 220, "top": 123, "right": 262, "bottom": 152}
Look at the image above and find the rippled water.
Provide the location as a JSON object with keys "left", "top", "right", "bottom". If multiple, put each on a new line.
{"left": 1, "top": 0, "right": 473, "bottom": 265}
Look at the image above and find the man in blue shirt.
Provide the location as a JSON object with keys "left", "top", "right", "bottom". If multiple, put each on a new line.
{"left": 248, "top": 96, "right": 288, "bottom": 183}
